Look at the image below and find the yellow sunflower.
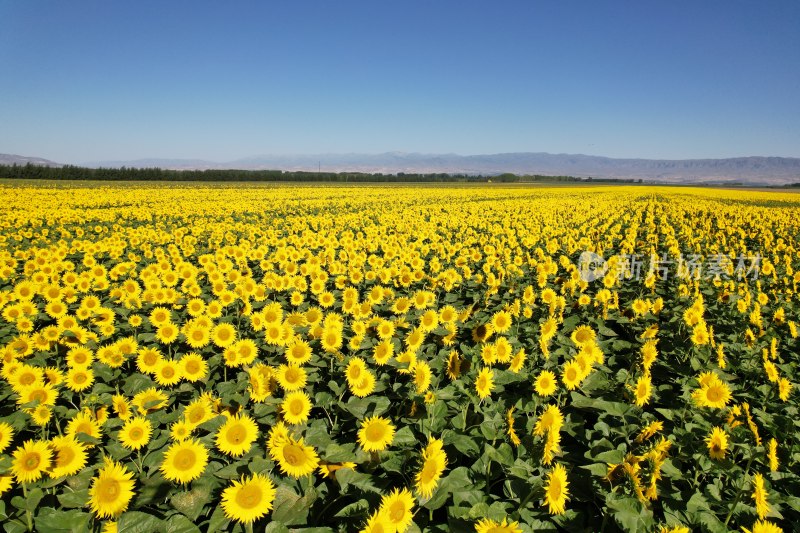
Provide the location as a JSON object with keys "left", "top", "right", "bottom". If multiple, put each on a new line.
{"left": 475, "top": 367, "right": 494, "bottom": 400}
{"left": 285, "top": 340, "right": 312, "bottom": 365}
{"left": 634, "top": 374, "right": 652, "bottom": 407}
{"left": 160, "top": 439, "right": 209, "bottom": 484}
{"left": 535, "top": 370, "right": 557, "bottom": 397}
{"left": 358, "top": 416, "right": 395, "bottom": 452}
{"left": 88, "top": 459, "right": 136, "bottom": 519}
{"left": 179, "top": 353, "right": 208, "bottom": 382}
{"left": 276, "top": 364, "right": 307, "bottom": 391}
{"left": 0, "top": 421, "right": 15, "bottom": 453}
{"left": 211, "top": 322, "right": 237, "bottom": 348}
{"left": 153, "top": 359, "right": 182, "bottom": 387}
{"left": 221, "top": 473, "right": 276, "bottom": 524}
{"left": 474, "top": 518, "right": 523, "bottom": 533}
{"left": 65, "top": 367, "right": 94, "bottom": 392}
{"left": 49, "top": 436, "right": 88, "bottom": 478}
{"left": 360, "top": 510, "right": 393, "bottom": 533}
{"left": 281, "top": 391, "right": 312, "bottom": 425}
{"left": 216, "top": 413, "right": 258, "bottom": 457}
{"left": 270, "top": 436, "right": 319, "bottom": 478}
{"left": 544, "top": 463, "right": 570, "bottom": 515}
{"left": 379, "top": 488, "right": 415, "bottom": 533}
{"left": 705, "top": 427, "right": 728, "bottom": 461}
{"left": 415, "top": 438, "right": 447, "bottom": 498}
{"left": 11, "top": 439, "right": 52, "bottom": 483}
{"left": 119, "top": 417, "right": 152, "bottom": 451}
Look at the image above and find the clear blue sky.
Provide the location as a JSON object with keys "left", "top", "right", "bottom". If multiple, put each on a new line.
{"left": 1, "top": 1, "right": 799, "bottom": 163}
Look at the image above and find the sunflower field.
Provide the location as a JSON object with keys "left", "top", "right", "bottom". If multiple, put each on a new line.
{"left": 0, "top": 182, "right": 797, "bottom": 533}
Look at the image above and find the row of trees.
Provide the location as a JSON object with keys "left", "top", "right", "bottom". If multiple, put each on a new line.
{"left": 0, "top": 163, "right": 639, "bottom": 183}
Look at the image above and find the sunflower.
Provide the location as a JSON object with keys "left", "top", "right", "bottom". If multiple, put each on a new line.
{"left": 634, "top": 374, "right": 652, "bottom": 407}
{"left": 281, "top": 391, "right": 312, "bottom": 425}
{"left": 358, "top": 416, "right": 395, "bottom": 452}
{"left": 475, "top": 367, "right": 494, "bottom": 400}
{"left": 155, "top": 323, "right": 179, "bottom": 344}
{"left": 0, "top": 475, "right": 12, "bottom": 496}
{"left": 508, "top": 348, "right": 526, "bottom": 373}
{"left": 751, "top": 473, "right": 770, "bottom": 520}
{"left": 446, "top": 350, "right": 462, "bottom": 380}
{"left": 741, "top": 520, "right": 783, "bottom": 533}
{"left": 534, "top": 405, "right": 564, "bottom": 436}
{"left": 49, "top": 436, "right": 88, "bottom": 478}
{"left": 490, "top": 311, "right": 512, "bottom": 334}
{"left": 351, "top": 371, "right": 376, "bottom": 398}
{"left": 153, "top": 359, "right": 182, "bottom": 387}
{"left": 132, "top": 387, "right": 169, "bottom": 413}
{"left": 171, "top": 420, "right": 194, "bottom": 441}
{"left": 184, "top": 323, "right": 211, "bottom": 349}
{"left": 66, "top": 411, "right": 102, "bottom": 441}
{"left": 360, "top": 510, "right": 393, "bottom": 533}
{"left": 211, "top": 322, "right": 237, "bottom": 348}
{"left": 221, "top": 473, "right": 276, "bottom": 524}
{"left": 379, "top": 488, "right": 415, "bottom": 533}
{"left": 88, "top": 459, "right": 136, "bottom": 519}
{"left": 271, "top": 436, "right": 319, "bottom": 478}
{"left": 276, "top": 365, "right": 307, "bottom": 391}
{"left": 184, "top": 396, "right": 214, "bottom": 427}
{"left": 570, "top": 325, "right": 596, "bottom": 347}
{"left": 692, "top": 374, "right": 732, "bottom": 409}
{"left": 11, "top": 439, "right": 52, "bottom": 483}
{"left": 561, "top": 360, "right": 582, "bottom": 390}
{"left": 0, "top": 421, "right": 14, "bottom": 453}
{"left": 415, "top": 438, "right": 447, "bottom": 498}
{"left": 414, "top": 361, "right": 432, "bottom": 394}
{"left": 373, "top": 340, "right": 394, "bottom": 365}
{"left": 216, "top": 413, "right": 258, "bottom": 457}
{"left": 119, "top": 417, "right": 152, "bottom": 451}
{"left": 535, "top": 370, "right": 557, "bottom": 396}
{"left": 136, "top": 348, "right": 163, "bottom": 374}
{"left": 160, "top": 439, "right": 209, "bottom": 484}
{"left": 474, "top": 518, "right": 523, "bottom": 533}
{"left": 705, "top": 427, "right": 728, "bottom": 461}
{"left": 65, "top": 367, "right": 94, "bottom": 392}
{"left": 544, "top": 463, "right": 570, "bottom": 515}
{"left": 346, "top": 357, "right": 368, "bottom": 386}
{"left": 472, "top": 323, "right": 493, "bottom": 343}
{"left": 179, "top": 353, "right": 208, "bottom": 382}
{"left": 285, "top": 340, "right": 312, "bottom": 365}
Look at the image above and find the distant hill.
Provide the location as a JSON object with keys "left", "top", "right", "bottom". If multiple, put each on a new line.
{"left": 0, "top": 153, "right": 63, "bottom": 167}
{"left": 6, "top": 151, "right": 800, "bottom": 184}
{"left": 85, "top": 152, "right": 800, "bottom": 185}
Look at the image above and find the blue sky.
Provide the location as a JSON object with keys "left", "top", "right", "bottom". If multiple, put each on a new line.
{"left": 1, "top": 1, "right": 799, "bottom": 163}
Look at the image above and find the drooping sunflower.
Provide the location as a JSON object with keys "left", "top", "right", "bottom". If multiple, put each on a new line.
{"left": 49, "top": 435, "right": 88, "bottom": 478}
{"left": 475, "top": 367, "right": 494, "bottom": 400}
{"left": 281, "top": 391, "right": 312, "bottom": 425}
{"left": 705, "top": 427, "right": 728, "bottom": 461}
{"left": 534, "top": 370, "right": 557, "bottom": 397}
{"left": 119, "top": 417, "right": 152, "bottom": 451}
{"left": 160, "top": 439, "right": 209, "bottom": 484}
{"left": 508, "top": 348, "right": 526, "bottom": 373}
{"left": 358, "top": 416, "right": 395, "bottom": 452}
{"left": 11, "top": 439, "right": 52, "bottom": 483}
{"left": 88, "top": 458, "right": 136, "bottom": 519}
{"left": 474, "top": 518, "right": 523, "bottom": 533}
{"left": 216, "top": 413, "right": 258, "bottom": 457}
{"left": 544, "top": 463, "right": 570, "bottom": 515}
{"left": 221, "top": 473, "right": 276, "bottom": 524}
{"left": 379, "top": 488, "right": 415, "bottom": 533}
{"left": 131, "top": 387, "right": 169, "bottom": 413}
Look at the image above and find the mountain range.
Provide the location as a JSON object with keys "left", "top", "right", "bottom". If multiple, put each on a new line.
{"left": 3, "top": 152, "right": 800, "bottom": 185}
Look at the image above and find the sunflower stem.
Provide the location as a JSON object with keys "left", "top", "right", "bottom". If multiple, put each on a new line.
{"left": 724, "top": 451, "right": 754, "bottom": 526}
{"left": 22, "top": 484, "right": 33, "bottom": 531}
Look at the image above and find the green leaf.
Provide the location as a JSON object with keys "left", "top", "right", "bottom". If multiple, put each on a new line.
{"left": 34, "top": 508, "right": 91, "bottom": 533}
{"left": 606, "top": 493, "right": 654, "bottom": 533}
{"left": 392, "top": 425, "right": 417, "bottom": 447}
{"left": 165, "top": 514, "right": 202, "bottom": 533}
{"left": 271, "top": 484, "right": 316, "bottom": 525}
{"left": 335, "top": 468, "right": 381, "bottom": 494}
{"left": 57, "top": 488, "right": 89, "bottom": 509}
{"left": 118, "top": 511, "right": 165, "bottom": 533}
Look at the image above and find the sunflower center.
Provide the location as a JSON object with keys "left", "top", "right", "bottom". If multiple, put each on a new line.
{"left": 75, "top": 422, "right": 93, "bottom": 435}
{"left": 421, "top": 460, "right": 438, "bottom": 483}
{"left": 227, "top": 425, "right": 246, "bottom": 444}
{"left": 366, "top": 424, "right": 385, "bottom": 442}
{"left": 130, "top": 428, "right": 143, "bottom": 440}
{"left": 707, "top": 387, "right": 722, "bottom": 402}
{"left": 24, "top": 453, "right": 41, "bottom": 470}
{"left": 289, "top": 401, "right": 304, "bottom": 416}
{"left": 283, "top": 444, "right": 304, "bottom": 466}
{"left": 31, "top": 390, "right": 47, "bottom": 403}
{"left": 175, "top": 449, "right": 197, "bottom": 470}
{"left": 389, "top": 501, "right": 406, "bottom": 522}
{"left": 549, "top": 478, "right": 562, "bottom": 497}
{"left": 74, "top": 373, "right": 87, "bottom": 384}
{"left": 188, "top": 408, "right": 205, "bottom": 424}
{"left": 185, "top": 361, "right": 200, "bottom": 373}
{"left": 192, "top": 330, "right": 205, "bottom": 341}
{"left": 56, "top": 447, "right": 75, "bottom": 467}
{"left": 144, "top": 352, "right": 158, "bottom": 365}
{"left": 98, "top": 479, "right": 120, "bottom": 502}
{"left": 20, "top": 373, "right": 36, "bottom": 386}
{"left": 235, "top": 484, "right": 262, "bottom": 509}
{"left": 162, "top": 367, "right": 175, "bottom": 379}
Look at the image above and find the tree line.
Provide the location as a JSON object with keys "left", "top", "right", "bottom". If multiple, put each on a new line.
{"left": 0, "top": 163, "right": 639, "bottom": 184}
